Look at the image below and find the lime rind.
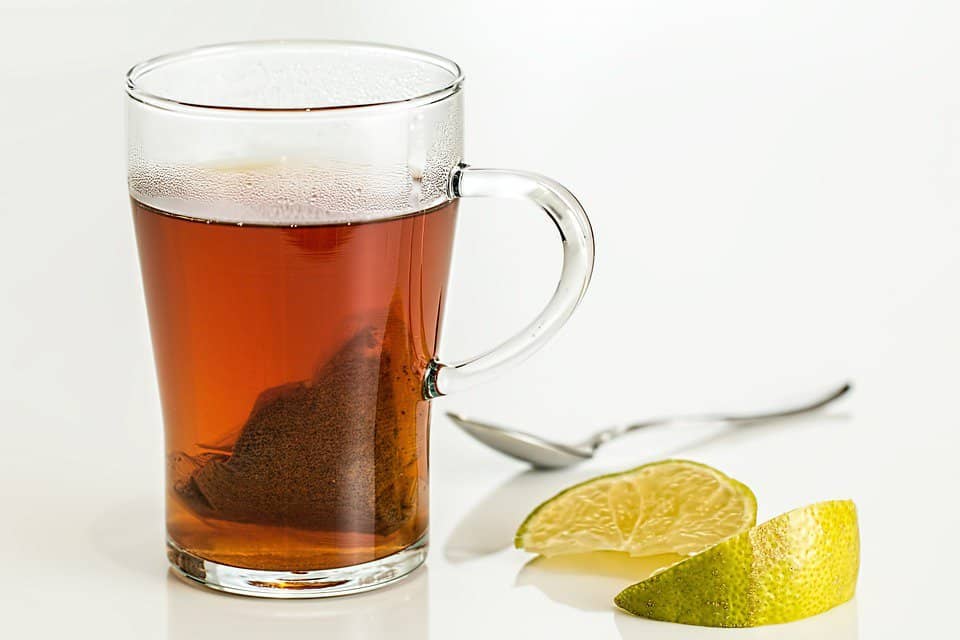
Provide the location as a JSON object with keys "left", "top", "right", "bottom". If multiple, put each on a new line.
{"left": 614, "top": 499, "right": 860, "bottom": 627}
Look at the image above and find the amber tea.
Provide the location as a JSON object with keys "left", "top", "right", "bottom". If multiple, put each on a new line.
{"left": 133, "top": 199, "right": 457, "bottom": 571}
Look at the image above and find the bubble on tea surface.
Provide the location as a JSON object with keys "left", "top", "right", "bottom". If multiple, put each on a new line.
{"left": 129, "top": 159, "right": 428, "bottom": 225}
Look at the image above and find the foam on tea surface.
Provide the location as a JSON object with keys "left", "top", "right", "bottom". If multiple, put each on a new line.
{"left": 129, "top": 158, "right": 454, "bottom": 226}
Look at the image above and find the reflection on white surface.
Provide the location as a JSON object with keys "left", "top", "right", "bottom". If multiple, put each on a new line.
{"left": 614, "top": 600, "right": 859, "bottom": 640}
{"left": 166, "top": 568, "right": 428, "bottom": 639}
{"left": 444, "top": 467, "right": 609, "bottom": 562}
{"left": 516, "top": 552, "right": 682, "bottom": 611}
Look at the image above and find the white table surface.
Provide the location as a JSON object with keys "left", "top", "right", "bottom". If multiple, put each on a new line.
{"left": 2, "top": 1, "right": 959, "bottom": 638}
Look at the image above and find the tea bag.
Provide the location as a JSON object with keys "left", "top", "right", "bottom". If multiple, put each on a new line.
{"left": 175, "top": 293, "right": 421, "bottom": 536}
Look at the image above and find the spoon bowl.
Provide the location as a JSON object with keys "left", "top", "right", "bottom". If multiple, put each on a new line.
{"left": 446, "top": 413, "right": 592, "bottom": 469}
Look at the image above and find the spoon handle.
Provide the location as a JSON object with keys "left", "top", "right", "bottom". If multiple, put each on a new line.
{"left": 578, "top": 382, "right": 852, "bottom": 451}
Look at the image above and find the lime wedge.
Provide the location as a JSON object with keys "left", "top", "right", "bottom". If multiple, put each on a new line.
{"left": 515, "top": 460, "right": 757, "bottom": 558}
{"left": 615, "top": 499, "right": 859, "bottom": 627}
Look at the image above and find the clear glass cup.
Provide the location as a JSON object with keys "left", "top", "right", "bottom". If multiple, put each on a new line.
{"left": 126, "top": 40, "right": 594, "bottom": 597}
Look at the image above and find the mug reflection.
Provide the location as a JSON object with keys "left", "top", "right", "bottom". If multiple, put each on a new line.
{"left": 516, "top": 552, "right": 682, "bottom": 612}
{"left": 444, "top": 467, "right": 605, "bottom": 563}
{"left": 166, "top": 568, "right": 428, "bottom": 640}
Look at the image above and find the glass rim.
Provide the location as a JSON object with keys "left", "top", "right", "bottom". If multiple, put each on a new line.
{"left": 125, "top": 39, "right": 465, "bottom": 115}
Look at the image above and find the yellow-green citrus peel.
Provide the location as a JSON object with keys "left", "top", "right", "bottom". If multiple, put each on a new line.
{"left": 615, "top": 499, "right": 860, "bottom": 627}
{"left": 515, "top": 460, "right": 757, "bottom": 558}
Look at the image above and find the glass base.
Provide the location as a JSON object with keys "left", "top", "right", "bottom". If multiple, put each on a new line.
{"left": 167, "top": 535, "right": 427, "bottom": 598}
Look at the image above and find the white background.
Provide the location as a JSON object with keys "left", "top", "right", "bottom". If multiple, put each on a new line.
{"left": 2, "top": 1, "right": 959, "bottom": 638}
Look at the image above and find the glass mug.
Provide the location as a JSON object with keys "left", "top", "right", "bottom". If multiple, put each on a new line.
{"left": 126, "top": 41, "right": 594, "bottom": 597}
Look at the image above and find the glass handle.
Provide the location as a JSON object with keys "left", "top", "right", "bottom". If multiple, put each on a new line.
{"left": 423, "top": 164, "right": 595, "bottom": 399}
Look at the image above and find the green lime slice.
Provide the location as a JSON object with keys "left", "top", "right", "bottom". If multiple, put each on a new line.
{"left": 516, "top": 460, "right": 757, "bottom": 558}
{"left": 615, "top": 499, "right": 860, "bottom": 627}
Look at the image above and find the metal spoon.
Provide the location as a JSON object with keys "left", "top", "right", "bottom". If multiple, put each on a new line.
{"left": 446, "top": 382, "right": 852, "bottom": 469}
